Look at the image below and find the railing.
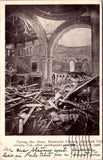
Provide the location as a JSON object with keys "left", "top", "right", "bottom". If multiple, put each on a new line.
{"left": 52, "top": 72, "right": 68, "bottom": 85}
{"left": 52, "top": 72, "right": 91, "bottom": 86}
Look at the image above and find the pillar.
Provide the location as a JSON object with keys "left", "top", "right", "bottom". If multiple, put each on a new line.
{"left": 41, "top": 57, "right": 48, "bottom": 86}
{"left": 47, "top": 57, "right": 53, "bottom": 83}
{"left": 90, "top": 7, "right": 99, "bottom": 77}
{"left": 90, "top": 6, "right": 99, "bottom": 102}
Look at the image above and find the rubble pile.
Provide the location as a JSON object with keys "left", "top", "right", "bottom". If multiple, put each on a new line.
{"left": 5, "top": 76, "right": 99, "bottom": 135}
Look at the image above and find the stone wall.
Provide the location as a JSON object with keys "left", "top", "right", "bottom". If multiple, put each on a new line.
{"left": 53, "top": 45, "right": 91, "bottom": 74}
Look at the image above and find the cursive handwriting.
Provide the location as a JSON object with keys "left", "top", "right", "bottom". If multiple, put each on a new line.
{"left": 2, "top": 145, "right": 101, "bottom": 158}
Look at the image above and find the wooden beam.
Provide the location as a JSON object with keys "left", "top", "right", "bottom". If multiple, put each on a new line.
{"left": 64, "top": 75, "right": 99, "bottom": 99}
{"left": 23, "top": 107, "right": 35, "bottom": 125}
{"left": 10, "top": 99, "right": 26, "bottom": 108}
{"left": 6, "top": 97, "right": 22, "bottom": 104}
{"left": 18, "top": 83, "right": 38, "bottom": 89}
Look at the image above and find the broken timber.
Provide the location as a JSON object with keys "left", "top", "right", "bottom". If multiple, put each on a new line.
{"left": 64, "top": 75, "right": 99, "bottom": 100}
{"left": 18, "top": 83, "right": 38, "bottom": 89}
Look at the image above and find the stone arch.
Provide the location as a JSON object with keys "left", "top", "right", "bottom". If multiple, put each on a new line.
{"left": 48, "top": 21, "right": 91, "bottom": 58}
{"left": 47, "top": 21, "right": 91, "bottom": 82}
{"left": 68, "top": 57, "right": 77, "bottom": 63}
{"left": 7, "top": 12, "right": 48, "bottom": 57}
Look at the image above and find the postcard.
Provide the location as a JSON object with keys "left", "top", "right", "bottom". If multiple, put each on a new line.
{"left": 0, "top": 0, "right": 102, "bottom": 160}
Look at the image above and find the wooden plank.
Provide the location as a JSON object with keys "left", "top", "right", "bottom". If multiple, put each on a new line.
{"left": 28, "top": 96, "right": 51, "bottom": 109}
{"left": 22, "top": 92, "right": 39, "bottom": 98}
{"left": 5, "top": 94, "right": 13, "bottom": 100}
{"left": 21, "top": 103, "right": 42, "bottom": 108}
{"left": 59, "top": 99, "right": 80, "bottom": 108}
{"left": 6, "top": 97, "right": 22, "bottom": 104}
{"left": 59, "top": 99, "right": 93, "bottom": 112}
{"left": 34, "top": 91, "right": 42, "bottom": 99}
{"left": 23, "top": 107, "right": 35, "bottom": 125}
{"left": 10, "top": 99, "right": 26, "bottom": 108}
{"left": 18, "top": 83, "right": 38, "bottom": 89}
{"left": 47, "top": 99, "right": 58, "bottom": 109}
{"left": 6, "top": 91, "right": 40, "bottom": 103}
{"left": 64, "top": 75, "right": 99, "bottom": 99}
{"left": 19, "top": 119, "right": 23, "bottom": 134}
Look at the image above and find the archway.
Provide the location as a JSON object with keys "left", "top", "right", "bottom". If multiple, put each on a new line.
{"left": 49, "top": 22, "right": 91, "bottom": 58}
{"left": 47, "top": 21, "right": 91, "bottom": 81}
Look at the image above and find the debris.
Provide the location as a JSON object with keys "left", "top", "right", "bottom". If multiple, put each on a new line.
{"left": 5, "top": 75, "right": 99, "bottom": 135}
{"left": 47, "top": 99, "right": 58, "bottom": 109}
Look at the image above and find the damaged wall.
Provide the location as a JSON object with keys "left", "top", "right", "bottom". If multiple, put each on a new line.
{"left": 53, "top": 45, "right": 91, "bottom": 74}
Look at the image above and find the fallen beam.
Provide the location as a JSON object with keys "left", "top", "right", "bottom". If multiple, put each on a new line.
{"left": 10, "top": 99, "right": 26, "bottom": 108}
{"left": 6, "top": 97, "right": 22, "bottom": 104}
{"left": 47, "top": 99, "right": 58, "bottom": 109}
{"left": 23, "top": 107, "right": 36, "bottom": 125}
{"left": 64, "top": 75, "right": 99, "bottom": 99}
{"left": 18, "top": 83, "right": 38, "bottom": 89}
{"left": 21, "top": 92, "right": 40, "bottom": 98}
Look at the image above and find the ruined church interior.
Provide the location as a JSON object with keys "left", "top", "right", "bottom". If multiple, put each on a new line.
{"left": 5, "top": 5, "right": 99, "bottom": 135}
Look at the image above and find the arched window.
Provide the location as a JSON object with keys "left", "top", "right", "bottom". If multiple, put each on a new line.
{"left": 69, "top": 60, "right": 75, "bottom": 72}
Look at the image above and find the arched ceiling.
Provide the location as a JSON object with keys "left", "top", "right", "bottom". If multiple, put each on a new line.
{"left": 6, "top": 5, "right": 89, "bottom": 21}
{"left": 37, "top": 16, "right": 65, "bottom": 36}
{"left": 5, "top": 5, "right": 91, "bottom": 44}
{"left": 58, "top": 28, "right": 91, "bottom": 47}
{"left": 33, "top": 5, "right": 88, "bottom": 20}
{"left": 48, "top": 22, "right": 91, "bottom": 57}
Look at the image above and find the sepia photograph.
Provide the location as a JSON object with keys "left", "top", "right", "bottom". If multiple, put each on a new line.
{"left": 5, "top": 5, "right": 100, "bottom": 136}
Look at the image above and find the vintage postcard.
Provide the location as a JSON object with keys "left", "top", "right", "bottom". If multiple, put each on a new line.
{"left": 0, "top": 0, "right": 102, "bottom": 160}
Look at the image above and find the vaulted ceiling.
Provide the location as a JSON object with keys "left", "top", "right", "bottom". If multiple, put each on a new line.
{"left": 5, "top": 5, "right": 98, "bottom": 44}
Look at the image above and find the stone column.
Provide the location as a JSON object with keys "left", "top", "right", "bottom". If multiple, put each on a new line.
{"left": 90, "top": 7, "right": 99, "bottom": 102}
{"left": 90, "top": 7, "right": 99, "bottom": 77}
{"left": 47, "top": 57, "right": 53, "bottom": 83}
{"left": 41, "top": 57, "right": 48, "bottom": 86}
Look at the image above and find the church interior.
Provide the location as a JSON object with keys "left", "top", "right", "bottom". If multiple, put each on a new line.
{"left": 5, "top": 5, "right": 99, "bottom": 135}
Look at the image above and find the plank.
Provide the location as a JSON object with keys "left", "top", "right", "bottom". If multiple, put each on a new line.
{"left": 18, "top": 83, "right": 38, "bottom": 89}
{"left": 23, "top": 107, "right": 35, "bottom": 125}
{"left": 6, "top": 97, "right": 22, "bottom": 104}
{"left": 19, "top": 119, "right": 23, "bottom": 134}
{"left": 21, "top": 92, "right": 39, "bottom": 98}
{"left": 10, "top": 99, "right": 26, "bottom": 108}
{"left": 64, "top": 75, "right": 99, "bottom": 99}
{"left": 47, "top": 99, "right": 58, "bottom": 109}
